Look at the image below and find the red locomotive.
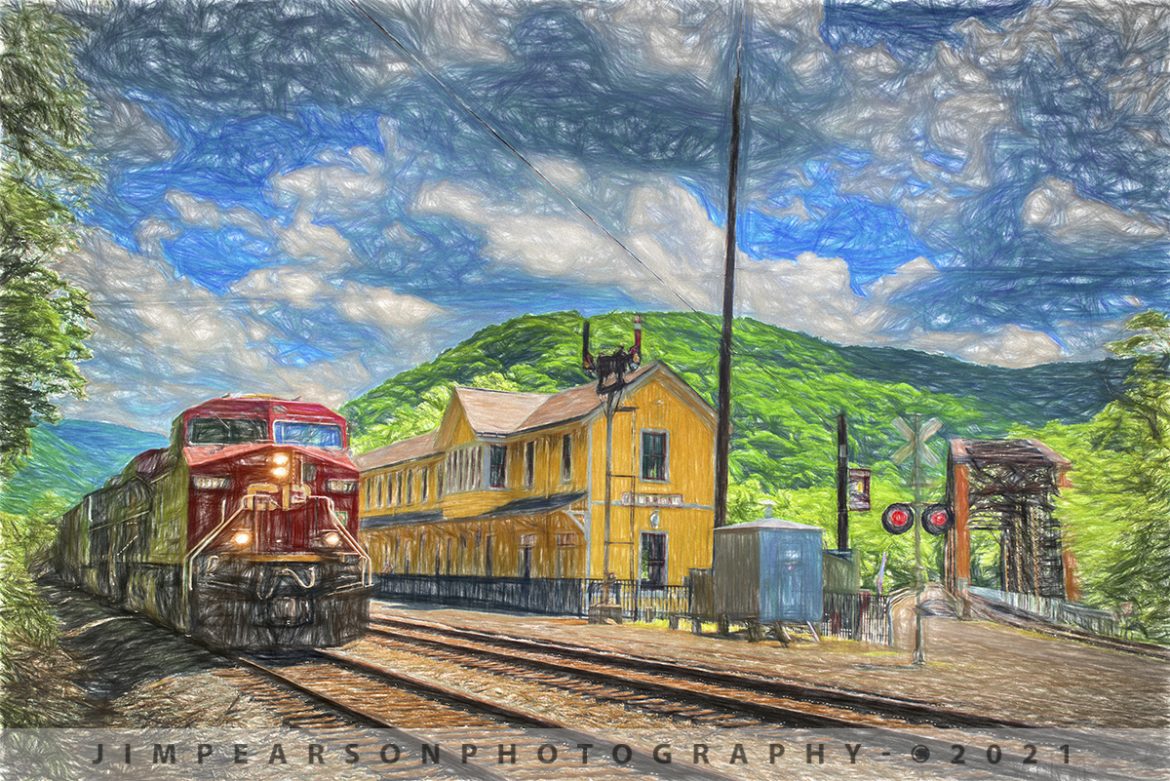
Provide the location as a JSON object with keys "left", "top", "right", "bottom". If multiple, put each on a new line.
{"left": 54, "top": 396, "right": 371, "bottom": 649}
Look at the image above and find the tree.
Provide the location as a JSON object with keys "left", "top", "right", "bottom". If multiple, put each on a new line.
{"left": 0, "top": 3, "right": 96, "bottom": 480}
{"left": 1090, "top": 311, "right": 1170, "bottom": 639}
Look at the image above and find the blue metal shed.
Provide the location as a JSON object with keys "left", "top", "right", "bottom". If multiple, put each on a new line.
{"left": 713, "top": 517, "right": 824, "bottom": 624}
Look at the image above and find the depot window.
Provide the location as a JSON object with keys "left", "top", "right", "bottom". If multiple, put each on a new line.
{"left": 489, "top": 445, "right": 507, "bottom": 488}
{"left": 561, "top": 434, "right": 572, "bottom": 482}
{"left": 188, "top": 418, "right": 266, "bottom": 445}
{"left": 641, "top": 431, "right": 668, "bottom": 481}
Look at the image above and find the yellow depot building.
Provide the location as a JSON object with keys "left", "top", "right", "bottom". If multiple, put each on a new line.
{"left": 356, "top": 361, "right": 716, "bottom": 614}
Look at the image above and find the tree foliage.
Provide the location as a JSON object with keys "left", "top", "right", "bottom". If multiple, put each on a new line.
{"left": 0, "top": 492, "right": 74, "bottom": 726}
{"left": 1015, "top": 311, "right": 1170, "bottom": 641}
{"left": 0, "top": 3, "right": 96, "bottom": 479}
{"left": 1092, "top": 312, "right": 1170, "bottom": 638}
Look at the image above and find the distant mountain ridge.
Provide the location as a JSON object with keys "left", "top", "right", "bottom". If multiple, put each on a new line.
{"left": 3, "top": 311, "right": 1125, "bottom": 515}
{"left": 342, "top": 311, "right": 1124, "bottom": 492}
{"left": 0, "top": 420, "right": 166, "bottom": 515}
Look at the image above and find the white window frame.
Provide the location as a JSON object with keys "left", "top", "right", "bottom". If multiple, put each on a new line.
{"left": 638, "top": 530, "right": 669, "bottom": 589}
{"left": 639, "top": 429, "right": 670, "bottom": 483}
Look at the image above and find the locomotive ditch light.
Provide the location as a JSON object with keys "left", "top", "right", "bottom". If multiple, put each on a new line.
{"left": 232, "top": 530, "right": 252, "bottom": 546}
{"left": 322, "top": 531, "right": 342, "bottom": 547}
{"left": 881, "top": 502, "right": 915, "bottom": 535}
{"left": 921, "top": 503, "right": 954, "bottom": 536}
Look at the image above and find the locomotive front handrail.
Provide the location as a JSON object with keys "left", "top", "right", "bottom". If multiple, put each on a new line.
{"left": 257, "top": 566, "right": 321, "bottom": 598}
{"left": 315, "top": 495, "right": 373, "bottom": 587}
{"left": 183, "top": 499, "right": 250, "bottom": 592}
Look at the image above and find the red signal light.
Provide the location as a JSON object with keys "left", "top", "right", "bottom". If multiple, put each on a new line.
{"left": 881, "top": 503, "right": 914, "bottom": 535}
{"left": 921, "top": 504, "right": 954, "bottom": 535}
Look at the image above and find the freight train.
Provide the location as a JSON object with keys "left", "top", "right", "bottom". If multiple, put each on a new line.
{"left": 54, "top": 397, "right": 371, "bottom": 649}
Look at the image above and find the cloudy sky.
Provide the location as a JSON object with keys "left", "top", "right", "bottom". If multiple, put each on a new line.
{"left": 58, "top": 0, "right": 1170, "bottom": 429}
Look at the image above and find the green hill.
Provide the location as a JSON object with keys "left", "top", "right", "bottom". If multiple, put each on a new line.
{"left": 342, "top": 310, "right": 1126, "bottom": 593}
{"left": 0, "top": 420, "right": 166, "bottom": 515}
{"left": 344, "top": 310, "right": 1121, "bottom": 490}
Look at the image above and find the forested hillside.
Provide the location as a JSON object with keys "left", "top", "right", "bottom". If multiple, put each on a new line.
{"left": 344, "top": 310, "right": 1121, "bottom": 492}
{"left": 342, "top": 311, "right": 1134, "bottom": 602}
{"left": 0, "top": 421, "right": 166, "bottom": 515}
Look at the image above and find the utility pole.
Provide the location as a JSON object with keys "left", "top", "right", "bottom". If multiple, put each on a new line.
{"left": 836, "top": 412, "right": 849, "bottom": 552}
{"left": 911, "top": 413, "right": 926, "bottom": 665}
{"left": 713, "top": 23, "right": 744, "bottom": 530}
{"left": 602, "top": 392, "right": 617, "bottom": 602}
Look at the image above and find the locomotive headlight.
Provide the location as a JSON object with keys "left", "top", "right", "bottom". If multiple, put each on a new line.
{"left": 270, "top": 451, "right": 291, "bottom": 478}
{"left": 322, "top": 531, "right": 342, "bottom": 547}
{"left": 232, "top": 530, "right": 252, "bottom": 546}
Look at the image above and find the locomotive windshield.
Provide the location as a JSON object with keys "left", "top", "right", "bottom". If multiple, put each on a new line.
{"left": 188, "top": 417, "right": 267, "bottom": 445}
{"left": 274, "top": 420, "right": 343, "bottom": 449}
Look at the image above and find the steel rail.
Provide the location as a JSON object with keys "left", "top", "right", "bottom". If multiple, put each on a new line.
{"left": 367, "top": 614, "right": 1028, "bottom": 729}
{"left": 236, "top": 650, "right": 742, "bottom": 781}
{"left": 360, "top": 614, "right": 1152, "bottom": 781}
{"left": 967, "top": 593, "right": 1170, "bottom": 661}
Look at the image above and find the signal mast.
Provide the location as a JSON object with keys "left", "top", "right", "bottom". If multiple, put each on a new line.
{"left": 582, "top": 315, "right": 642, "bottom": 617}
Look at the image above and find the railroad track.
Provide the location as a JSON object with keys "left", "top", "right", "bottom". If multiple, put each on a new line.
{"left": 233, "top": 650, "right": 743, "bottom": 781}
{"left": 359, "top": 613, "right": 1163, "bottom": 780}
{"left": 366, "top": 614, "right": 1023, "bottom": 729}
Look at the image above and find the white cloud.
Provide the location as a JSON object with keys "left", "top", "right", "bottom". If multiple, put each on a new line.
{"left": 416, "top": 175, "right": 1067, "bottom": 366}
{"left": 269, "top": 144, "right": 389, "bottom": 216}
{"left": 598, "top": 0, "right": 728, "bottom": 83}
{"left": 1023, "top": 178, "right": 1168, "bottom": 246}
{"left": 166, "top": 190, "right": 270, "bottom": 237}
{"left": 52, "top": 226, "right": 450, "bottom": 428}
{"left": 160, "top": 162, "right": 447, "bottom": 338}
{"left": 273, "top": 209, "right": 357, "bottom": 269}
{"left": 91, "top": 96, "right": 177, "bottom": 164}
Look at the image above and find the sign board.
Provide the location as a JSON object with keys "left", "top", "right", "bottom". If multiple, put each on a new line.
{"left": 619, "top": 492, "right": 684, "bottom": 507}
{"left": 848, "top": 467, "right": 871, "bottom": 511}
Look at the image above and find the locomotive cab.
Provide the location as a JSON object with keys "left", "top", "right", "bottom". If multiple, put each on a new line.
{"left": 178, "top": 398, "right": 371, "bottom": 649}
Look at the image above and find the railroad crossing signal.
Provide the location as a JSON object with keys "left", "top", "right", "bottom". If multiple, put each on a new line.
{"left": 921, "top": 504, "right": 954, "bottom": 536}
{"left": 891, "top": 415, "right": 942, "bottom": 470}
{"left": 881, "top": 503, "right": 914, "bottom": 535}
{"left": 888, "top": 412, "right": 943, "bottom": 667}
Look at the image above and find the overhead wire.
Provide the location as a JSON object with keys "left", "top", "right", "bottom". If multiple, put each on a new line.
{"left": 348, "top": 0, "right": 721, "bottom": 330}
{"left": 344, "top": 0, "right": 812, "bottom": 370}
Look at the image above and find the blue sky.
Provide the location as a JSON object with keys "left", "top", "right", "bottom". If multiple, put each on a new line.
{"left": 57, "top": 0, "right": 1170, "bottom": 429}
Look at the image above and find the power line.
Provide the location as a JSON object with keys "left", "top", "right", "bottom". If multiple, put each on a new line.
{"left": 348, "top": 0, "right": 721, "bottom": 329}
